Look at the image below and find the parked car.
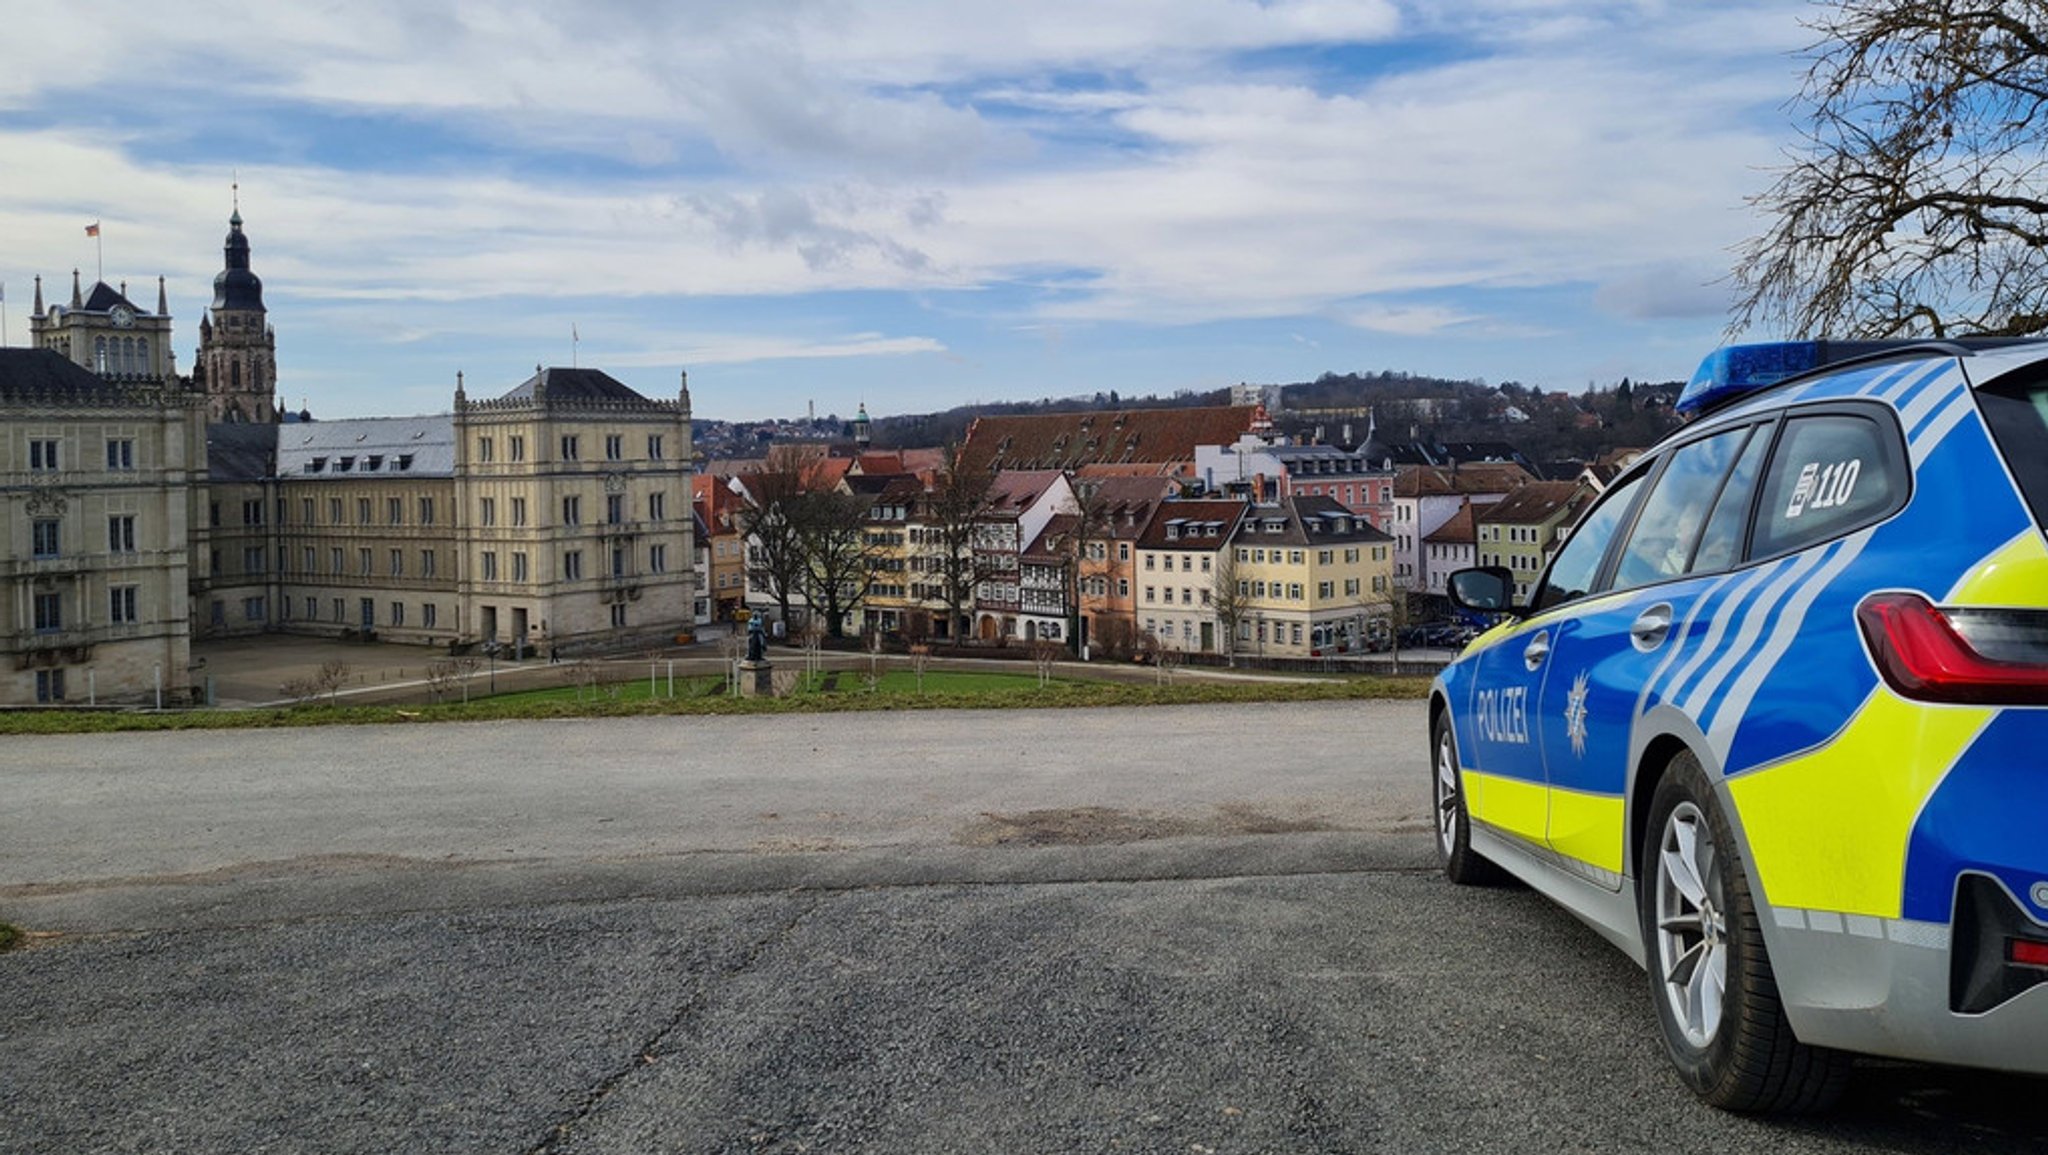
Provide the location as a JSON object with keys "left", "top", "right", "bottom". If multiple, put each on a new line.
{"left": 1431, "top": 339, "right": 2048, "bottom": 1111}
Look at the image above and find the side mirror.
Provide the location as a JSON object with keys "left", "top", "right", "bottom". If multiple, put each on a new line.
{"left": 1448, "top": 566, "right": 1521, "bottom": 616}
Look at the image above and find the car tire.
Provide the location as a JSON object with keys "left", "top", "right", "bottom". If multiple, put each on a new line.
{"left": 1432, "top": 713, "right": 1505, "bottom": 886}
{"left": 1641, "top": 751, "right": 1849, "bottom": 1112}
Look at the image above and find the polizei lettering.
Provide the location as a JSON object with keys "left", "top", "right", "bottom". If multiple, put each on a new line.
{"left": 1476, "top": 686, "right": 1530, "bottom": 745}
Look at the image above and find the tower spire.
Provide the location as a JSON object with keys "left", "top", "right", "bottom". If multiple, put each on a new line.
{"left": 32, "top": 275, "right": 43, "bottom": 316}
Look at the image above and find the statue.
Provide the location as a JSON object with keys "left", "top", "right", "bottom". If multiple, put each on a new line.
{"left": 746, "top": 614, "right": 767, "bottom": 663}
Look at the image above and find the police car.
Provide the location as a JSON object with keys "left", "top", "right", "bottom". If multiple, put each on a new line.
{"left": 1431, "top": 339, "right": 2048, "bottom": 1111}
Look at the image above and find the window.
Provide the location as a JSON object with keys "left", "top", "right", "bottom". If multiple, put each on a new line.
{"left": 1145, "top": 586, "right": 1155, "bottom": 603}
{"left": 332, "top": 598, "right": 345, "bottom": 622}
{"left": 390, "top": 548, "right": 404, "bottom": 576}
{"left": 1534, "top": 471, "right": 1647, "bottom": 611}
{"left": 36, "top": 669, "right": 65, "bottom": 703}
{"left": 481, "top": 551, "right": 498, "bottom": 580}
{"left": 561, "top": 435, "right": 580, "bottom": 461}
{"left": 1319, "top": 581, "right": 1334, "bottom": 599}
{"left": 1753, "top": 411, "right": 1903, "bottom": 559}
{"left": 509, "top": 435, "right": 525, "bottom": 462}
{"left": 328, "top": 497, "right": 344, "bottom": 523}
{"left": 421, "top": 550, "right": 436, "bottom": 577}
{"left": 478, "top": 436, "right": 494, "bottom": 463}
{"left": 648, "top": 434, "right": 664, "bottom": 460}
{"left": 388, "top": 497, "right": 404, "bottom": 525}
{"left": 480, "top": 497, "right": 497, "bottom": 527}
{"left": 1612, "top": 426, "right": 1755, "bottom": 592}
{"left": 605, "top": 434, "right": 624, "bottom": 460}
{"left": 243, "top": 499, "right": 264, "bottom": 527}
{"left": 29, "top": 439, "right": 59, "bottom": 470}
{"left": 209, "top": 502, "right": 221, "bottom": 528}
{"left": 359, "top": 548, "right": 373, "bottom": 575}
{"left": 1144, "top": 555, "right": 1155, "bottom": 570}
{"left": 611, "top": 545, "right": 627, "bottom": 577}
{"left": 33, "top": 591, "right": 62, "bottom": 632}
{"left": 243, "top": 597, "right": 266, "bottom": 622}
{"left": 306, "top": 597, "right": 318, "bottom": 620}
{"left": 330, "top": 547, "right": 344, "bottom": 573}
{"left": 106, "top": 438, "right": 134, "bottom": 470}
{"left": 419, "top": 497, "right": 435, "bottom": 526}
{"left": 302, "top": 545, "right": 316, "bottom": 573}
{"left": 650, "top": 544, "right": 668, "bottom": 574}
{"left": 607, "top": 494, "right": 624, "bottom": 525}
{"left": 423, "top": 604, "right": 438, "bottom": 629}
{"left": 648, "top": 492, "right": 665, "bottom": 521}
{"left": 32, "top": 518, "right": 60, "bottom": 558}
{"left": 244, "top": 547, "right": 266, "bottom": 574}
{"left": 611, "top": 604, "right": 627, "bottom": 628}
{"left": 512, "top": 552, "right": 529, "bottom": 582}
{"left": 564, "top": 550, "right": 583, "bottom": 580}
{"left": 563, "top": 495, "right": 581, "bottom": 526}
{"left": 1692, "top": 432, "right": 1772, "bottom": 575}
{"left": 110, "top": 586, "right": 138, "bottom": 624}
{"left": 302, "top": 498, "right": 316, "bottom": 524}
{"left": 512, "top": 497, "right": 528, "bottom": 526}
{"left": 1119, "top": 543, "right": 1130, "bottom": 561}
{"left": 391, "top": 602, "right": 405, "bottom": 627}
{"left": 357, "top": 497, "right": 372, "bottom": 524}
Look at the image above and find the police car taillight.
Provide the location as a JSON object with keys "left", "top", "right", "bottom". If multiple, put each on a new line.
{"left": 1857, "top": 593, "right": 2048, "bottom": 706}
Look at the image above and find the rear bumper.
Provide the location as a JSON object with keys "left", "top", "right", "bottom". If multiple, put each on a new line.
{"left": 1766, "top": 885, "right": 2048, "bottom": 1075}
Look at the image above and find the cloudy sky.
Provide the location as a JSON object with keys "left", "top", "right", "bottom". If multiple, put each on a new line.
{"left": 0, "top": 1, "right": 1813, "bottom": 421}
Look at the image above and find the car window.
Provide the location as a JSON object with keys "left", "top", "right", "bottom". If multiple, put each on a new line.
{"left": 1752, "top": 412, "right": 1901, "bottom": 558}
{"left": 1532, "top": 469, "right": 1645, "bottom": 611}
{"left": 1611, "top": 426, "right": 1752, "bottom": 592}
{"left": 1688, "top": 425, "right": 1769, "bottom": 574}
{"left": 1977, "top": 372, "right": 2048, "bottom": 528}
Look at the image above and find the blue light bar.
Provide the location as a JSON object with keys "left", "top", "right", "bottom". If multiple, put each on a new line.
{"left": 1678, "top": 342, "right": 1827, "bottom": 416}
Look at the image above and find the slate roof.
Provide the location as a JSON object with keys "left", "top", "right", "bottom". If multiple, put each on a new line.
{"left": 206, "top": 423, "right": 280, "bottom": 482}
{"left": 961, "top": 406, "right": 1259, "bottom": 474}
{"left": 0, "top": 348, "right": 164, "bottom": 405}
{"left": 1075, "top": 474, "right": 1180, "bottom": 541}
{"left": 275, "top": 416, "right": 457, "bottom": 478}
{"left": 1134, "top": 499, "right": 1248, "bottom": 551}
{"left": 81, "top": 282, "right": 143, "bottom": 313}
{"left": 1231, "top": 495, "right": 1391, "bottom": 548}
{"left": 498, "top": 367, "right": 655, "bottom": 406}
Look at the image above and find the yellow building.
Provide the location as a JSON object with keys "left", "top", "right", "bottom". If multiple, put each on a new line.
{"left": 1230, "top": 496, "right": 1394, "bottom": 657}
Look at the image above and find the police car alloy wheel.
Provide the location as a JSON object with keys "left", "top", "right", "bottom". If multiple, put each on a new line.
{"left": 1431, "top": 715, "right": 1502, "bottom": 886}
{"left": 1641, "top": 755, "right": 1847, "bottom": 1113}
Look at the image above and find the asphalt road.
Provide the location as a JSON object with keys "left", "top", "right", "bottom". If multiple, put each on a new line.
{"left": 3, "top": 702, "right": 2041, "bottom": 1153}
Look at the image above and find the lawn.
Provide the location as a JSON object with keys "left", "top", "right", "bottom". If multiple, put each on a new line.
{"left": 0, "top": 667, "right": 1430, "bottom": 735}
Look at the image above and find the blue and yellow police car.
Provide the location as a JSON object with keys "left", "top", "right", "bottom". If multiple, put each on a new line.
{"left": 1431, "top": 339, "right": 2048, "bottom": 1111}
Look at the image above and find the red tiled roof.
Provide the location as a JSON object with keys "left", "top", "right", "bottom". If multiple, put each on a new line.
{"left": 1423, "top": 499, "right": 1499, "bottom": 546}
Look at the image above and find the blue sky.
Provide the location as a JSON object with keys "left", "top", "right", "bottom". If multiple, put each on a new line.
{"left": 0, "top": 1, "right": 1812, "bottom": 422}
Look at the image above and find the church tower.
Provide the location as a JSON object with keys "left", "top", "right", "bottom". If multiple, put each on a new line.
{"left": 193, "top": 200, "right": 280, "bottom": 422}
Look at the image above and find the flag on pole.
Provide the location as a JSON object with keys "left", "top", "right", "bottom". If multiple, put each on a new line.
{"left": 85, "top": 221, "right": 100, "bottom": 237}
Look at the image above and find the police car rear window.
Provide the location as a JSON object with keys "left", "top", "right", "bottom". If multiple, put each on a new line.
{"left": 1978, "top": 376, "right": 2048, "bottom": 529}
{"left": 1752, "top": 412, "right": 1901, "bottom": 559}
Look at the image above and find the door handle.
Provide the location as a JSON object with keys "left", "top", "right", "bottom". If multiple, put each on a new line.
{"left": 1631, "top": 603, "right": 1673, "bottom": 652}
{"left": 1522, "top": 629, "right": 1550, "bottom": 671}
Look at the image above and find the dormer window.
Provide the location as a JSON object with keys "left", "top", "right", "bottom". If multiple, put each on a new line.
{"left": 396, "top": 454, "right": 413, "bottom": 470}
{"left": 336, "top": 456, "right": 354, "bottom": 472}
{"left": 308, "top": 456, "right": 327, "bottom": 473}
{"left": 366, "top": 455, "right": 384, "bottom": 470}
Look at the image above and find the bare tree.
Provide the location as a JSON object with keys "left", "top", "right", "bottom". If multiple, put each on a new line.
{"left": 1211, "top": 546, "right": 1252, "bottom": 668}
{"left": 794, "top": 487, "right": 875, "bottom": 638}
{"left": 1734, "top": 1, "right": 2048, "bottom": 339}
{"left": 908, "top": 643, "right": 933, "bottom": 692}
{"left": 921, "top": 444, "right": 1003, "bottom": 644}
{"left": 736, "top": 448, "right": 822, "bottom": 631}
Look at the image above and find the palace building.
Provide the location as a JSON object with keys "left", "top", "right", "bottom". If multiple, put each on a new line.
{"left": 2, "top": 208, "right": 694, "bottom": 706}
